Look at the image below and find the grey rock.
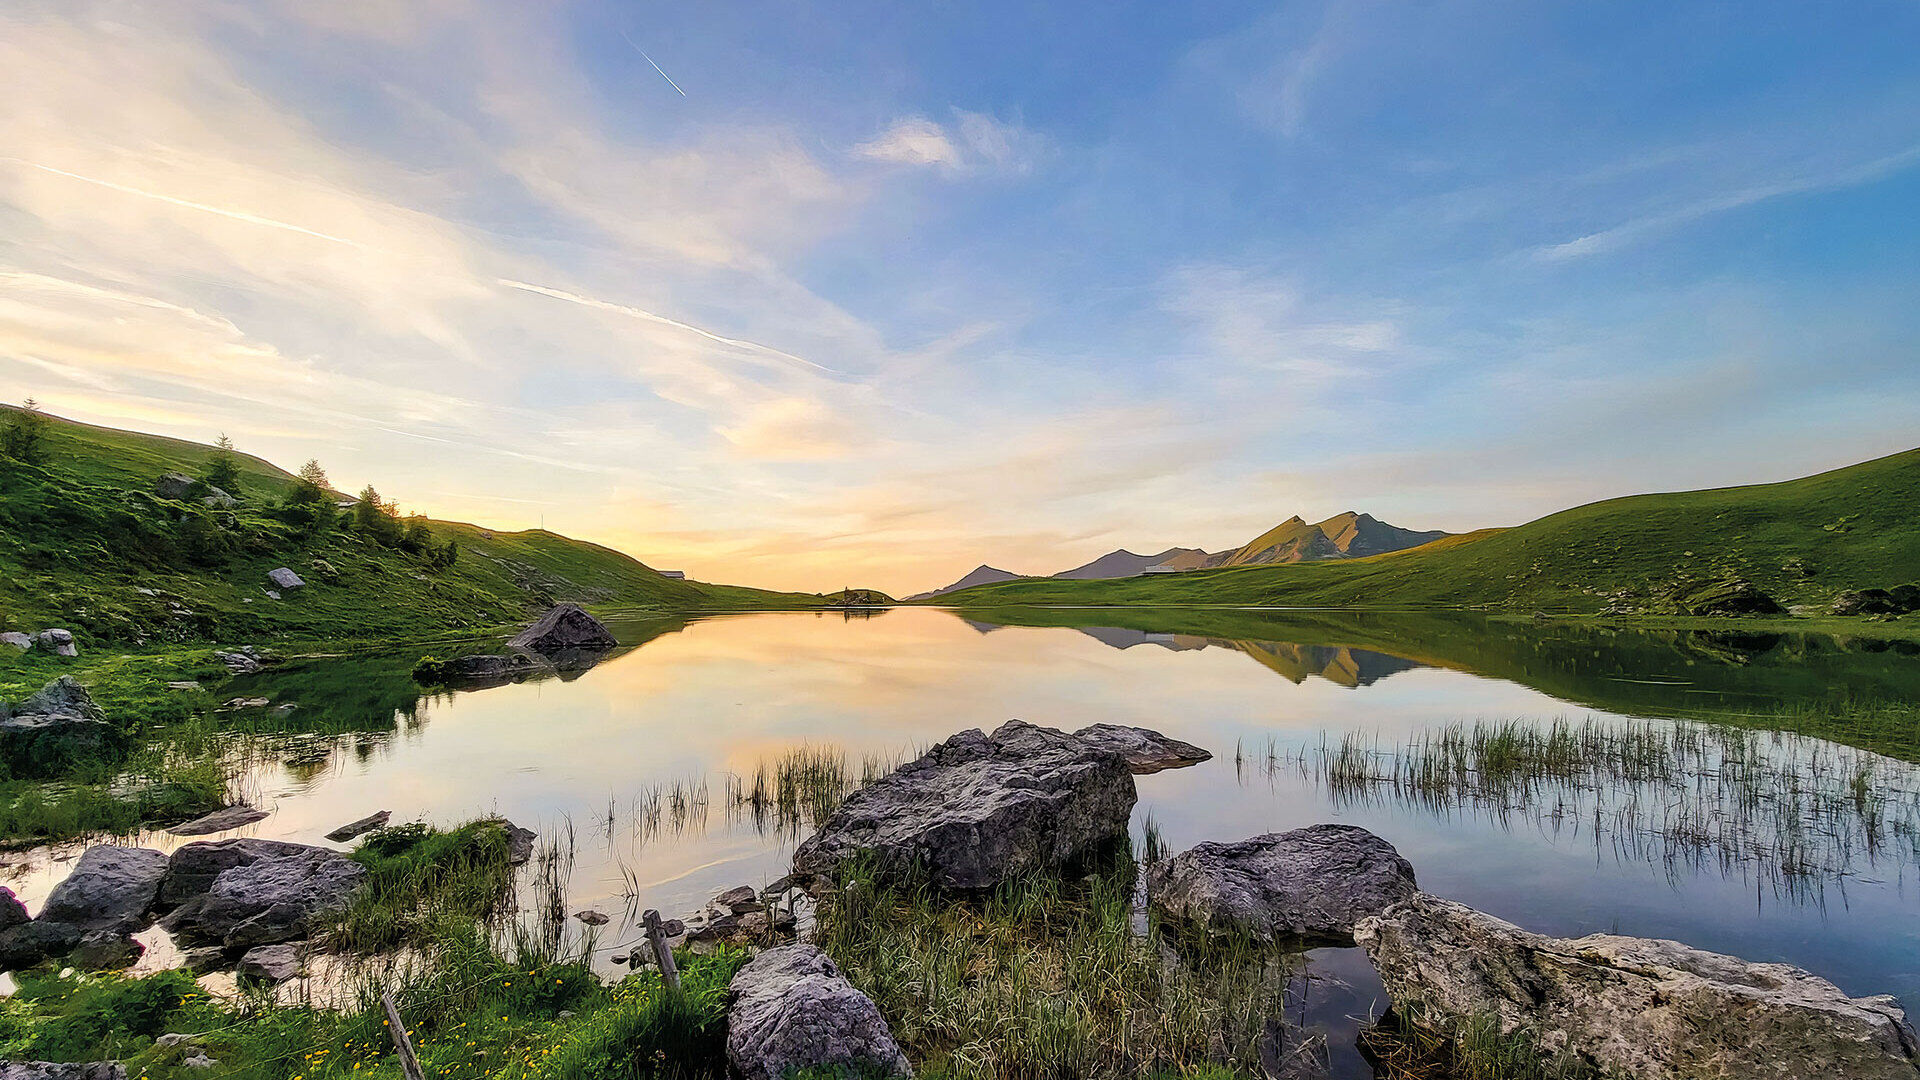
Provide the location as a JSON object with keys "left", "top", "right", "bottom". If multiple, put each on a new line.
{"left": 507, "top": 604, "right": 616, "bottom": 656}
{"left": 0, "top": 920, "right": 82, "bottom": 971}
{"left": 214, "top": 650, "right": 261, "bottom": 674}
{"left": 1072, "top": 723, "right": 1212, "bottom": 773}
{"left": 68, "top": 930, "right": 143, "bottom": 971}
{"left": 266, "top": 567, "right": 305, "bottom": 590}
{"left": 574, "top": 910, "right": 609, "bottom": 926}
{"left": 179, "top": 1052, "right": 217, "bottom": 1070}
{"left": 166, "top": 681, "right": 202, "bottom": 691}
{"left": 713, "top": 885, "right": 758, "bottom": 910}
{"left": 499, "top": 821, "right": 536, "bottom": 865}
{"left": 726, "top": 944, "right": 911, "bottom": 1080}
{"left": 1355, "top": 893, "right": 1920, "bottom": 1080}
{"left": 0, "top": 631, "right": 31, "bottom": 652}
{"left": 181, "top": 945, "right": 231, "bottom": 974}
{"left": 157, "top": 838, "right": 321, "bottom": 909}
{"left": 17, "top": 676, "right": 103, "bottom": 721}
{"left": 264, "top": 589, "right": 281, "bottom": 601}
{"left": 171, "top": 845, "right": 366, "bottom": 948}
{"left": 40, "top": 845, "right": 170, "bottom": 934}
{"left": 325, "top": 810, "right": 391, "bottom": 842}
{"left": 35, "top": 629, "right": 77, "bottom": 658}
{"left": 168, "top": 805, "right": 270, "bottom": 836}
{"left": 0, "top": 713, "right": 122, "bottom": 774}
{"left": 0, "top": 887, "right": 28, "bottom": 930}
{"left": 237, "top": 943, "right": 302, "bottom": 983}
{"left": 688, "top": 908, "right": 796, "bottom": 948}
{"left": 412, "top": 653, "right": 545, "bottom": 688}
{"left": 0, "top": 1064, "right": 126, "bottom": 1080}
{"left": 201, "top": 488, "right": 236, "bottom": 510}
{"left": 154, "top": 1034, "right": 195, "bottom": 1049}
{"left": 792, "top": 720, "right": 1136, "bottom": 891}
{"left": 1148, "top": 824, "right": 1416, "bottom": 945}
{"left": 154, "top": 472, "right": 198, "bottom": 499}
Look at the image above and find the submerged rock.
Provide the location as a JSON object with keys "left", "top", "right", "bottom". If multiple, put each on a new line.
{"left": 1071, "top": 723, "right": 1211, "bottom": 773}
{"left": 792, "top": 720, "right": 1136, "bottom": 891}
{"left": 1148, "top": 824, "right": 1416, "bottom": 945}
{"left": 412, "top": 653, "right": 544, "bottom": 687}
{"left": 168, "top": 805, "right": 270, "bottom": 836}
{"left": 507, "top": 604, "right": 616, "bottom": 657}
{"left": 1355, "top": 893, "right": 1920, "bottom": 1080}
{"left": 39, "top": 845, "right": 170, "bottom": 935}
{"left": 726, "top": 944, "right": 911, "bottom": 1080}
{"left": 324, "top": 810, "right": 391, "bottom": 842}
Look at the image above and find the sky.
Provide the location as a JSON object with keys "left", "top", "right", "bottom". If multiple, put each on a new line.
{"left": 2, "top": 0, "right": 1918, "bottom": 596}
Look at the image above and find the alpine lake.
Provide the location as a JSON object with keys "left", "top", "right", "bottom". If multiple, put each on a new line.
{"left": 6, "top": 606, "right": 1919, "bottom": 1078}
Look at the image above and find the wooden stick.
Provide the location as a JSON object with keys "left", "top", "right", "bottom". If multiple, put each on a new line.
{"left": 381, "top": 992, "right": 426, "bottom": 1080}
{"left": 641, "top": 909, "right": 682, "bottom": 995}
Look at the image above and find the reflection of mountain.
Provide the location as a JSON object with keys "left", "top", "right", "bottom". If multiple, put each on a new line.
{"left": 1074, "top": 626, "right": 1423, "bottom": 687}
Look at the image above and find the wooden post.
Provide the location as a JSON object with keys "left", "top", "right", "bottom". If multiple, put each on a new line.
{"left": 641, "top": 909, "right": 682, "bottom": 995}
{"left": 381, "top": 992, "right": 426, "bottom": 1080}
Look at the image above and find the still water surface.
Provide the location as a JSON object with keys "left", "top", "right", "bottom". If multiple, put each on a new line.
{"left": 7, "top": 607, "right": 1919, "bottom": 1071}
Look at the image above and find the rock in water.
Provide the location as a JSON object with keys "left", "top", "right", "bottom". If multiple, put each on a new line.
{"left": 165, "top": 845, "right": 366, "bottom": 948}
{"left": 266, "top": 567, "right": 305, "bottom": 590}
{"left": 1148, "top": 824, "right": 1416, "bottom": 945}
{"left": 168, "top": 805, "right": 270, "bottom": 836}
{"left": 792, "top": 720, "right": 1136, "bottom": 890}
{"left": 1071, "top": 724, "right": 1212, "bottom": 773}
{"left": 726, "top": 945, "right": 911, "bottom": 1080}
{"left": 1355, "top": 893, "right": 1920, "bottom": 1080}
{"left": 324, "top": 810, "right": 391, "bottom": 842}
{"left": 39, "top": 846, "right": 170, "bottom": 934}
{"left": 155, "top": 838, "right": 318, "bottom": 908}
{"left": 507, "top": 604, "right": 616, "bottom": 656}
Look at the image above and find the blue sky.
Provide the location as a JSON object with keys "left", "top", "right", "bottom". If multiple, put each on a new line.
{"left": 2, "top": 0, "right": 1917, "bottom": 593}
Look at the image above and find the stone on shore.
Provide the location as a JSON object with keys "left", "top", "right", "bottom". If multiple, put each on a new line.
{"left": 266, "top": 567, "right": 305, "bottom": 591}
{"left": 325, "top": 810, "right": 391, "bottom": 842}
{"left": 0, "top": 887, "right": 28, "bottom": 931}
{"left": 168, "top": 805, "right": 270, "bottom": 836}
{"left": 1071, "top": 723, "right": 1212, "bottom": 773}
{"left": 156, "top": 838, "right": 319, "bottom": 908}
{"left": 237, "top": 943, "right": 302, "bottom": 983}
{"left": 68, "top": 930, "right": 143, "bottom": 971}
{"left": 0, "top": 920, "right": 83, "bottom": 971}
{"left": 39, "top": 845, "right": 170, "bottom": 935}
{"left": 163, "top": 842, "right": 366, "bottom": 948}
{"left": 792, "top": 720, "right": 1136, "bottom": 891}
{"left": 507, "top": 604, "right": 616, "bottom": 657}
{"left": 1148, "top": 824, "right": 1416, "bottom": 945}
{"left": 1355, "top": 893, "right": 1920, "bottom": 1080}
{"left": 726, "top": 944, "right": 911, "bottom": 1080}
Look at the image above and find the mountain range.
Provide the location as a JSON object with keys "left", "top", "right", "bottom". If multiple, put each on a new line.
{"left": 906, "top": 512, "right": 1452, "bottom": 599}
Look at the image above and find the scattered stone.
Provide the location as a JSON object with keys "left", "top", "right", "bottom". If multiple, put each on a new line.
{"left": 507, "top": 604, "right": 616, "bottom": 656}
{"left": 67, "top": 930, "right": 143, "bottom": 971}
{"left": 266, "top": 567, "right": 305, "bottom": 590}
{"left": 792, "top": 720, "right": 1136, "bottom": 891}
{"left": 237, "top": 943, "right": 302, "bottom": 983}
{"left": 179, "top": 1052, "right": 217, "bottom": 1070}
{"left": 154, "top": 1034, "right": 195, "bottom": 1049}
{"left": 214, "top": 650, "right": 262, "bottom": 674}
{"left": 35, "top": 629, "right": 78, "bottom": 657}
{"left": 166, "top": 681, "right": 202, "bottom": 691}
{"left": 1148, "top": 824, "right": 1417, "bottom": 945}
{"left": 169, "top": 805, "right": 270, "bottom": 836}
{"left": 222, "top": 697, "right": 270, "bottom": 710}
{"left": 0, "top": 1064, "right": 127, "bottom": 1080}
{"left": 201, "top": 488, "right": 236, "bottom": 510}
{"left": 1661, "top": 578, "right": 1785, "bottom": 617}
{"left": 1833, "top": 588, "right": 1910, "bottom": 617}
{"left": 1355, "top": 893, "right": 1920, "bottom": 1080}
{"left": 726, "top": 944, "right": 911, "bottom": 1080}
{"left": 713, "top": 885, "right": 759, "bottom": 910}
{"left": 39, "top": 845, "right": 170, "bottom": 934}
{"left": 573, "top": 910, "right": 609, "bottom": 926}
{"left": 0, "top": 632, "right": 31, "bottom": 652}
{"left": 688, "top": 908, "right": 796, "bottom": 949}
{"left": 264, "top": 589, "right": 281, "bottom": 601}
{"left": 0, "top": 920, "right": 83, "bottom": 971}
{"left": 325, "top": 810, "right": 391, "bottom": 842}
{"left": 1071, "top": 723, "right": 1212, "bottom": 773}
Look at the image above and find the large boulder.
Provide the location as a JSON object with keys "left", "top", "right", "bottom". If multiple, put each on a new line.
{"left": 726, "top": 944, "right": 911, "bottom": 1080}
{"left": 507, "top": 604, "right": 616, "bottom": 656}
{"left": 792, "top": 720, "right": 1136, "bottom": 891}
{"left": 0, "top": 919, "right": 83, "bottom": 971}
{"left": 1355, "top": 893, "right": 1920, "bottom": 1080}
{"left": 1, "top": 678, "right": 120, "bottom": 774}
{"left": 1148, "top": 824, "right": 1416, "bottom": 945}
{"left": 16, "top": 676, "right": 103, "bottom": 720}
{"left": 1072, "top": 724, "right": 1211, "bottom": 773}
{"left": 35, "top": 629, "right": 77, "bottom": 657}
{"left": 1662, "top": 579, "right": 1785, "bottom": 617}
{"left": 164, "top": 843, "right": 365, "bottom": 947}
{"left": 0, "top": 632, "right": 31, "bottom": 652}
{"left": 0, "top": 887, "right": 28, "bottom": 931}
{"left": 266, "top": 567, "right": 305, "bottom": 591}
{"left": 154, "top": 472, "right": 197, "bottom": 500}
{"left": 157, "top": 838, "right": 321, "bottom": 908}
{"left": 39, "top": 846, "right": 169, "bottom": 934}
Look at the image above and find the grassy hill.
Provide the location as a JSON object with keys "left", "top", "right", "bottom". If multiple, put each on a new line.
{"left": 932, "top": 447, "right": 1920, "bottom": 613}
{"left": 0, "top": 405, "right": 818, "bottom": 646}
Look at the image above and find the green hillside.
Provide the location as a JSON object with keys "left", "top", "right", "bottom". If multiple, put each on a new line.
{"left": 0, "top": 405, "right": 818, "bottom": 646}
{"left": 932, "top": 447, "right": 1920, "bottom": 613}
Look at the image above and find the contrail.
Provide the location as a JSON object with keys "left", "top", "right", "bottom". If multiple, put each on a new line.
{"left": 620, "top": 30, "right": 687, "bottom": 96}
{"left": 0, "top": 158, "right": 359, "bottom": 246}
{"left": 496, "top": 278, "right": 841, "bottom": 375}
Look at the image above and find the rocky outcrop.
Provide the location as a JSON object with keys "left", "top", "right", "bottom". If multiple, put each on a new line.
{"left": 1832, "top": 587, "right": 1920, "bottom": 616}
{"left": 0, "top": 678, "right": 121, "bottom": 774}
{"left": 154, "top": 472, "right": 197, "bottom": 499}
{"left": 1148, "top": 824, "right": 1416, "bottom": 945}
{"left": 1661, "top": 578, "right": 1785, "bottom": 617}
{"left": 1355, "top": 893, "right": 1920, "bottom": 1080}
{"left": 162, "top": 840, "right": 365, "bottom": 948}
{"left": 39, "top": 846, "right": 169, "bottom": 935}
{"left": 36, "top": 629, "right": 78, "bottom": 657}
{"left": 507, "top": 604, "right": 616, "bottom": 657}
{"left": 726, "top": 945, "right": 911, "bottom": 1080}
{"left": 1071, "top": 724, "right": 1211, "bottom": 773}
{"left": 792, "top": 720, "right": 1136, "bottom": 891}
{"left": 266, "top": 567, "right": 305, "bottom": 591}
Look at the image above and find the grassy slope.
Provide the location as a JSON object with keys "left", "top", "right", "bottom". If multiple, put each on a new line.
{"left": 0, "top": 407, "right": 818, "bottom": 644}
{"left": 935, "top": 447, "right": 1920, "bottom": 613}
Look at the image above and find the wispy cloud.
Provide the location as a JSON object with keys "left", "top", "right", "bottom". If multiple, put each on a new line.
{"left": 854, "top": 111, "right": 1043, "bottom": 175}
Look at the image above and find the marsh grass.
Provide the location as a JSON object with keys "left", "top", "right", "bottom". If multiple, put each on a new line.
{"left": 725, "top": 745, "right": 899, "bottom": 839}
{"left": 1359, "top": 1005, "right": 1623, "bottom": 1080}
{"left": 813, "top": 858, "right": 1309, "bottom": 1080}
{"left": 1248, "top": 716, "right": 1920, "bottom": 902}
{"left": 327, "top": 821, "right": 519, "bottom": 952}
